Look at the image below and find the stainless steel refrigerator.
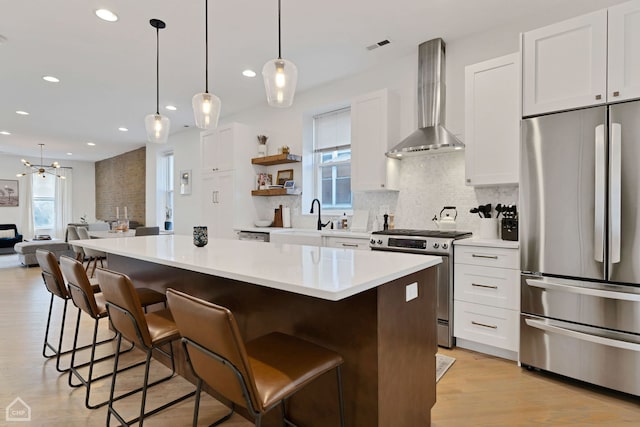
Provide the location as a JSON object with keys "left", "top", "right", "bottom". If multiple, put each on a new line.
{"left": 520, "top": 100, "right": 640, "bottom": 397}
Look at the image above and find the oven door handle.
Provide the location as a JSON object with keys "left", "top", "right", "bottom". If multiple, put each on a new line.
{"left": 524, "top": 318, "right": 640, "bottom": 351}
{"left": 525, "top": 278, "right": 640, "bottom": 302}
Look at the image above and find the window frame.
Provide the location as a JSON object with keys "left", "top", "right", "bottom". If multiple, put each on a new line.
{"left": 312, "top": 107, "right": 353, "bottom": 213}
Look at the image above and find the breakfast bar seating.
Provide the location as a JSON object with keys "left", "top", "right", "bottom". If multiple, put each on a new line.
{"left": 74, "top": 235, "right": 440, "bottom": 426}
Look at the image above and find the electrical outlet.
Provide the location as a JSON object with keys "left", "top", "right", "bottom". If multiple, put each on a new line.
{"left": 405, "top": 282, "right": 418, "bottom": 302}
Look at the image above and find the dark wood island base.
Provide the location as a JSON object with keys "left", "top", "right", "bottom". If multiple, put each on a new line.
{"left": 109, "top": 254, "right": 438, "bottom": 427}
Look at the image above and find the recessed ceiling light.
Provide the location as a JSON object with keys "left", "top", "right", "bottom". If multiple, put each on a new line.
{"left": 66, "top": 152, "right": 73, "bottom": 156}
{"left": 165, "top": 105, "right": 177, "bottom": 111}
{"left": 0, "top": 131, "right": 10, "bottom": 135}
{"left": 16, "top": 110, "right": 29, "bottom": 115}
{"left": 242, "top": 69, "right": 257, "bottom": 78}
{"left": 87, "top": 142, "right": 96, "bottom": 146}
{"left": 95, "top": 9, "right": 118, "bottom": 22}
{"left": 43, "top": 76, "right": 60, "bottom": 83}
{"left": 118, "top": 127, "right": 128, "bottom": 132}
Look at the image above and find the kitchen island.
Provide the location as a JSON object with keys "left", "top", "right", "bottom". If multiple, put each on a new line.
{"left": 75, "top": 235, "right": 441, "bottom": 426}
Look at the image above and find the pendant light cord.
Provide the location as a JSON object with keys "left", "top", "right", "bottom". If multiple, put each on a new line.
{"left": 277, "top": 0, "right": 282, "bottom": 59}
{"left": 155, "top": 26, "right": 160, "bottom": 115}
{"left": 205, "top": 0, "right": 209, "bottom": 93}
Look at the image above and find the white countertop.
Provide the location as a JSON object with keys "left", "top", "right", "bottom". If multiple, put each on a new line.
{"left": 74, "top": 235, "right": 441, "bottom": 301}
{"left": 454, "top": 237, "right": 519, "bottom": 249}
{"left": 89, "top": 230, "right": 136, "bottom": 238}
{"left": 235, "top": 227, "right": 371, "bottom": 239}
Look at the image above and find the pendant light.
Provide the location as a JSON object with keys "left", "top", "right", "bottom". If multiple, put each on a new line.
{"left": 145, "top": 19, "right": 170, "bottom": 143}
{"left": 262, "top": 0, "right": 298, "bottom": 108}
{"left": 192, "top": 0, "right": 221, "bottom": 129}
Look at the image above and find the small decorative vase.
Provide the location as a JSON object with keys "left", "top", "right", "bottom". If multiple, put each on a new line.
{"left": 193, "top": 226, "right": 208, "bottom": 247}
{"left": 164, "top": 221, "right": 173, "bottom": 231}
{"left": 257, "top": 144, "right": 267, "bottom": 157}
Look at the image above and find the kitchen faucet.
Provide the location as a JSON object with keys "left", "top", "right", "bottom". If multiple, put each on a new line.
{"left": 310, "top": 199, "right": 330, "bottom": 231}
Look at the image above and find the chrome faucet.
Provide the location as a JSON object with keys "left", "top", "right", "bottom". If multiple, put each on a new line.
{"left": 310, "top": 198, "right": 330, "bottom": 231}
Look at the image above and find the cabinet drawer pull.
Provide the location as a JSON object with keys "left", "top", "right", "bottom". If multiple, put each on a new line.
{"left": 595, "top": 94, "right": 602, "bottom": 100}
{"left": 471, "top": 321, "right": 497, "bottom": 329}
{"left": 471, "top": 283, "right": 498, "bottom": 289}
{"left": 613, "top": 91, "right": 620, "bottom": 97}
{"left": 341, "top": 243, "right": 359, "bottom": 248}
{"left": 471, "top": 254, "right": 498, "bottom": 259}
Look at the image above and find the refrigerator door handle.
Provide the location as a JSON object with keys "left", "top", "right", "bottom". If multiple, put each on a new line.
{"left": 525, "top": 278, "right": 640, "bottom": 302}
{"left": 594, "top": 124, "right": 606, "bottom": 263}
{"left": 610, "top": 123, "right": 622, "bottom": 265}
{"left": 524, "top": 318, "right": 640, "bottom": 352}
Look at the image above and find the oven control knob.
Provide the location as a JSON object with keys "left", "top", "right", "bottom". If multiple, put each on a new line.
{"left": 377, "top": 239, "right": 383, "bottom": 245}
{"left": 370, "top": 239, "right": 376, "bottom": 244}
{"left": 433, "top": 243, "right": 439, "bottom": 249}
{"left": 442, "top": 243, "right": 448, "bottom": 250}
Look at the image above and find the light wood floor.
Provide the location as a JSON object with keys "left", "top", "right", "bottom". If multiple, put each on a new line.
{"left": 1, "top": 254, "right": 639, "bottom": 426}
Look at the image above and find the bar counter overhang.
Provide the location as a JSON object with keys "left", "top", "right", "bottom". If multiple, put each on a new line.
{"left": 75, "top": 235, "right": 441, "bottom": 426}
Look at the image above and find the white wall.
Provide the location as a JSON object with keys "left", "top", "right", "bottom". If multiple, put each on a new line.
{"left": 0, "top": 154, "right": 95, "bottom": 237}
{"left": 145, "top": 128, "right": 202, "bottom": 236}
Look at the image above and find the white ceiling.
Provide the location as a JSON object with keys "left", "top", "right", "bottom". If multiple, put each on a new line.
{"left": 0, "top": 0, "right": 626, "bottom": 162}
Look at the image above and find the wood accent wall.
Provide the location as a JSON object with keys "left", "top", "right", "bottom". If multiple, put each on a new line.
{"left": 95, "top": 147, "right": 146, "bottom": 224}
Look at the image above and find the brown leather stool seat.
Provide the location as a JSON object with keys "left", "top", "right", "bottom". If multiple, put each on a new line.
{"left": 166, "top": 288, "right": 345, "bottom": 427}
{"left": 60, "top": 255, "right": 166, "bottom": 409}
{"left": 36, "top": 249, "right": 103, "bottom": 373}
{"left": 96, "top": 268, "right": 194, "bottom": 426}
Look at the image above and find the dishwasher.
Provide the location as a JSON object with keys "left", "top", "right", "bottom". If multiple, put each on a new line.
{"left": 237, "top": 231, "right": 270, "bottom": 242}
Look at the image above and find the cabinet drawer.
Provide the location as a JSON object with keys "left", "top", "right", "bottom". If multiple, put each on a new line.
{"left": 454, "top": 264, "right": 520, "bottom": 310}
{"left": 454, "top": 246, "right": 519, "bottom": 269}
{"left": 324, "top": 237, "right": 370, "bottom": 250}
{"left": 454, "top": 301, "right": 519, "bottom": 351}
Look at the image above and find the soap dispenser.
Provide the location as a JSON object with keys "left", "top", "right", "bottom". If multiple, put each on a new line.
{"left": 341, "top": 213, "right": 348, "bottom": 230}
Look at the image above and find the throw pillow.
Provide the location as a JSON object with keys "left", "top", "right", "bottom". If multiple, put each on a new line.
{"left": 0, "top": 229, "right": 16, "bottom": 239}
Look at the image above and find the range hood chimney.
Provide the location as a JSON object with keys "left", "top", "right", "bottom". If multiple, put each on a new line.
{"left": 386, "top": 38, "right": 464, "bottom": 158}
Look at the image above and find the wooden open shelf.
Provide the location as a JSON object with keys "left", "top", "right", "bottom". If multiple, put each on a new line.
{"left": 251, "top": 153, "right": 301, "bottom": 166}
{"left": 251, "top": 188, "right": 296, "bottom": 196}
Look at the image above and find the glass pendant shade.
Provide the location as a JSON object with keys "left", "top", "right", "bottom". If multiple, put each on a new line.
{"left": 145, "top": 113, "right": 170, "bottom": 143}
{"left": 262, "top": 58, "right": 298, "bottom": 108}
{"left": 192, "top": 92, "right": 221, "bottom": 129}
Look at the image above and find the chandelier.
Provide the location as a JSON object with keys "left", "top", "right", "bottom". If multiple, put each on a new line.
{"left": 16, "top": 144, "right": 66, "bottom": 179}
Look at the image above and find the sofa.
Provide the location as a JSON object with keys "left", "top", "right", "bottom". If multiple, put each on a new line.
{"left": 14, "top": 240, "right": 72, "bottom": 266}
{"left": 0, "top": 224, "right": 23, "bottom": 255}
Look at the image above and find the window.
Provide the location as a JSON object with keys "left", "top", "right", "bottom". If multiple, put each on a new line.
{"left": 313, "top": 108, "right": 352, "bottom": 210}
{"left": 162, "top": 152, "right": 174, "bottom": 222}
{"left": 32, "top": 174, "right": 56, "bottom": 229}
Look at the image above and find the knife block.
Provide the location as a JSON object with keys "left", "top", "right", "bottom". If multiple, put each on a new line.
{"left": 501, "top": 218, "right": 518, "bottom": 241}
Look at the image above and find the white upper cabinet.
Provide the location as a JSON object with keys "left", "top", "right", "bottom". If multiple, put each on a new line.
{"left": 522, "top": 9, "right": 607, "bottom": 116}
{"left": 523, "top": 1, "right": 640, "bottom": 116}
{"left": 351, "top": 89, "right": 400, "bottom": 191}
{"left": 465, "top": 53, "right": 520, "bottom": 186}
{"left": 201, "top": 123, "right": 239, "bottom": 173}
{"left": 608, "top": 1, "right": 640, "bottom": 103}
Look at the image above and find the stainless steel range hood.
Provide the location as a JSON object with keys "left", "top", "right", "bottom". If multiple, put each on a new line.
{"left": 387, "top": 38, "right": 464, "bottom": 158}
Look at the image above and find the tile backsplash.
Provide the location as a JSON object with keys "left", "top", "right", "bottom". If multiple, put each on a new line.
{"left": 254, "top": 151, "right": 518, "bottom": 236}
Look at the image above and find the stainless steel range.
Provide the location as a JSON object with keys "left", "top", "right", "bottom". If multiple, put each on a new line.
{"left": 370, "top": 229, "right": 472, "bottom": 348}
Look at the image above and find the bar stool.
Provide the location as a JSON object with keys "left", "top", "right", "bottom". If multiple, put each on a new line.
{"left": 166, "top": 288, "right": 345, "bottom": 427}
{"left": 76, "top": 226, "right": 106, "bottom": 278}
{"left": 60, "top": 255, "right": 167, "bottom": 409}
{"left": 96, "top": 268, "right": 194, "bottom": 426}
{"left": 36, "top": 249, "right": 107, "bottom": 373}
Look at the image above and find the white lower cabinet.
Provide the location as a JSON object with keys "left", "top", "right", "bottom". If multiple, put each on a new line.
{"left": 454, "top": 242, "right": 520, "bottom": 360}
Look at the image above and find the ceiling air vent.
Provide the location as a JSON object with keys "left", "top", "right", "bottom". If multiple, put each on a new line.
{"left": 366, "top": 39, "right": 390, "bottom": 51}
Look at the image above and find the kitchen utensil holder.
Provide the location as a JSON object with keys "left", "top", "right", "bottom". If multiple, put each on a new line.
{"left": 478, "top": 218, "right": 499, "bottom": 240}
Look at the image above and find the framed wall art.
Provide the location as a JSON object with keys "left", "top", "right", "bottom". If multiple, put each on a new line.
{"left": 0, "top": 180, "right": 19, "bottom": 207}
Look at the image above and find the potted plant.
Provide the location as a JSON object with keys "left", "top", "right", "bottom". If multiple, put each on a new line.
{"left": 164, "top": 206, "right": 173, "bottom": 231}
